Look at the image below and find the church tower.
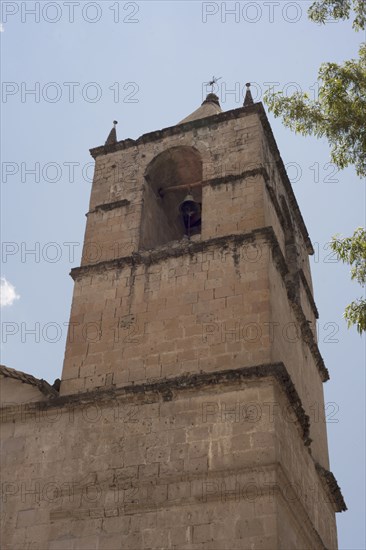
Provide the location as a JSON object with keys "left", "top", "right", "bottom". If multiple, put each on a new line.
{"left": 1, "top": 87, "right": 345, "bottom": 549}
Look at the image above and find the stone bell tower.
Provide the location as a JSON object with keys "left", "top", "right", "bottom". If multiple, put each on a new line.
{"left": 56, "top": 86, "right": 345, "bottom": 547}
{"left": 1, "top": 87, "right": 345, "bottom": 550}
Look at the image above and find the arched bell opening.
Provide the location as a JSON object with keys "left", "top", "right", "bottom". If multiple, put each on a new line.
{"left": 140, "top": 146, "right": 203, "bottom": 250}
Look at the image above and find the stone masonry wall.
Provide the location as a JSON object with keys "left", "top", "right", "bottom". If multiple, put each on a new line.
{"left": 81, "top": 112, "right": 263, "bottom": 266}
{"left": 1, "top": 374, "right": 337, "bottom": 549}
{"left": 268, "top": 256, "right": 330, "bottom": 468}
{"left": 61, "top": 235, "right": 272, "bottom": 395}
{"left": 42, "top": 102, "right": 342, "bottom": 549}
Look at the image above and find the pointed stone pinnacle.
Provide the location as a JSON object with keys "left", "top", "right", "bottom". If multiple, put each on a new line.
{"left": 243, "top": 83, "right": 254, "bottom": 107}
{"left": 105, "top": 121, "right": 118, "bottom": 145}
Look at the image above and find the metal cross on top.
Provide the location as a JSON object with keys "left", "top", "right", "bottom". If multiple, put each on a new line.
{"left": 207, "top": 75, "right": 222, "bottom": 92}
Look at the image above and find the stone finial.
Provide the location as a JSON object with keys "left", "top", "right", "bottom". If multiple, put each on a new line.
{"left": 105, "top": 120, "right": 118, "bottom": 145}
{"left": 202, "top": 93, "right": 221, "bottom": 107}
{"left": 243, "top": 83, "right": 254, "bottom": 107}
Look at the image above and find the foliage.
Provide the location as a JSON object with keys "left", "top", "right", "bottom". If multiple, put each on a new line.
{"left": 264, "top": 44, "right": 366, "bottom": 178}
{"left": 331, "top": 228, "right": 366, "bottom": 334}
{"left": 308, "top": 0, "right": 366, "bottom": 31}
{"left": 263, "top": 0, "right": 366, "bottom": 332}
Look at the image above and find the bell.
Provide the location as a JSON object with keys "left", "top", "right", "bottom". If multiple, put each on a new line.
{"left": 179, "top": 192, "right": 200, "bottom": 217}
{"left": 179, "top": 192, "right": 201, "bottom": 238}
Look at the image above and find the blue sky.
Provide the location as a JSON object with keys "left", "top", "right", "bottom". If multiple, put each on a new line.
{"left": 1, "top": 1, "right": 365, "bottom": 547}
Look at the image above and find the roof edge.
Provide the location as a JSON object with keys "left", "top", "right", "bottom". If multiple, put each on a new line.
{"left": 89, "top": 102, "right": 261, "bottom": 159}
{"left": 0, "top": 365, "right": 59, "bottom": 398}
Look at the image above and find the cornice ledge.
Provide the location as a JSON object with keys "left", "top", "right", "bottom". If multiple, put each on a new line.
{"left": 257, "top": 109, "right": 314, "bottom": 256}
{"left": 89, "top": 103, "right": 262, "bottom": 159}
{"left": 86, "top": 168, "right": 267, "bottom": 217}
{"left": 271, "top": 244, "right": 329, "bottom": 382}
{"left": 70, "top": 227, "right": 274, "bottom": 280}
{"left": 206, "top": 166, "right": 268, "bottom": 188}
{"left": 299, "top": 269, "right": 319, "bottom": 319}
{"left": 88, "top": 199, "right": 131, "bottom": 215}
{"left": 1, "top": 362, "right": 311, "bottom": 450}
{"left": 315, "top": 462, "right": 347, "bottom": 513}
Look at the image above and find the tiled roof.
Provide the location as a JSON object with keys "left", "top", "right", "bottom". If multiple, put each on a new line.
{"left": 0, "top": 365, "right": 59, "bottom": 398}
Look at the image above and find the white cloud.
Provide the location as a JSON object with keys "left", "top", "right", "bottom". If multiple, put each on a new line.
{"left": 0, "top": 277, "right": 20, "bottom": 307}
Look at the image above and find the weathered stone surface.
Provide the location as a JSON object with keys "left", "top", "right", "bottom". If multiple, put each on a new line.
{"left": 0, "top": 98, "right": 343, "bottom": 549}
{"left": 1, "top": 375, "right": 341, "bottom": 549}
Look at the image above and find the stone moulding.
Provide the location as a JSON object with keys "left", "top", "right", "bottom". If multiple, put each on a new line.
{"left": 1, "top": 362, "right": 308, "bottom": 441}
{"left": 270, "top": 241, "right": 328, "bottom": 382}
{"left": 85, "top": 167, "right": 267, "bottom": 217}
{"left": 265, "top": 179, "right": 286, "bottom": 228}
{"left": 205, "top": 166, "right": 267, "bottom": 188}
{"left": 70, "top": 226, "right": 273, "bottom": 280}
{"left": 315, "top": 463, "right": 347, "bottom": 512}
{"left": 299, "top": 268, "right": 319, "bottom": 319}
{"left": 0, "top": 361, "right": 345, "bottom": 514}
{"left": 89, "top": 104, "right": 262, "bottom": 159}
{"left": 88, "top": 198, "right": 131, "bottom": 215}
